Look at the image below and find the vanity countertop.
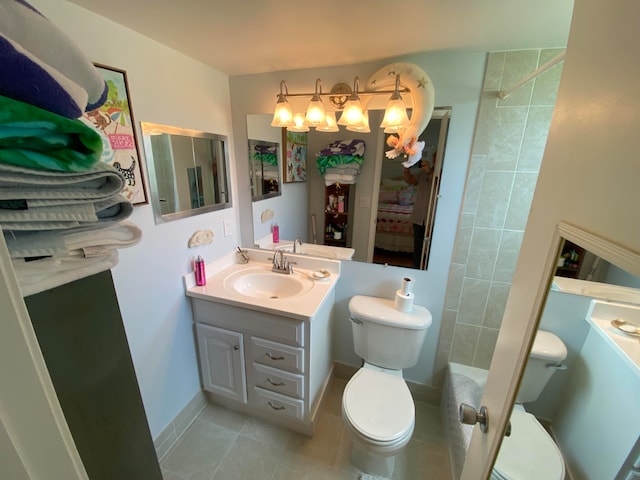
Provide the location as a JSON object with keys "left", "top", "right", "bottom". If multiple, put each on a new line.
{"left": 184, "top": 248, "right": 340, "bottom": 320}
{"left": 256, "top": 238, "right": 355, "bottom": 261}
{"left": 586, "top": 300, "right": 640, "bottom": 378}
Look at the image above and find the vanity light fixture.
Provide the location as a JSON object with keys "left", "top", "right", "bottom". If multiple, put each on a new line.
{"left": 346, "top": 109, "right": 371, "bottom": 133}
{"left": 337, "top": 77, "right": 365, "bottom": 127}
{"left": 270, "top": 80, "right": 295, "bottom": 127}
{"left": 304, "top": 79, "right": 326, "bottom": 126}
{"left": 315, "top": 111, "right": 339, "bottom": 132}
{"left": 380, "top": 74, "right": 410, "bottom": 133}
{"left": 288, "top": 112, "right": 310, "bottom": 132}
{"left": 271, "top": 75, "right": 410, "bottom": 133}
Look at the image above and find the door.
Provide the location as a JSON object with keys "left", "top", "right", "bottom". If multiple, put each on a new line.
{"left": 420, "top": 108, "right": 450, "bottom": 269}
{"left": 0, "top": 233, "right": 88, "bottom": 479}
{"left": 196, "top": 323, "right": 247, "bottom": 403}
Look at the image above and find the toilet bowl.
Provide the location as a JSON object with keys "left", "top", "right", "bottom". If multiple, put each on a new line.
{"left": 491, "top": 406, "right": 565, "bottom": 480}
{"left": 490, "top": 329, "right": 568, "bottom": 480}
{"left": 342, "top": 366, "right": 415, "bottom": 476}
{"left": 342, "top": 295, "right": 432, "bottom": 477}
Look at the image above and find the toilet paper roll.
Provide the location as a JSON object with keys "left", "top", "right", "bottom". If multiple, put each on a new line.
{"left": 400, "top": 277, "right": 414, "bottom": 296}
{"left": 394, "top": 289, "right": 414, "bottom": 312}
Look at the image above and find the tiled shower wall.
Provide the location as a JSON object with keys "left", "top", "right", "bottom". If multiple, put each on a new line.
{"left": 435, "top": 49, "right": 564, "bottom": 380}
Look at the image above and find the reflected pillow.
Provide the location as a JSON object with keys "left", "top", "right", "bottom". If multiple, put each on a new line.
{"left": 398, "top": 185, "right": 417, "bottom": 205}
{"left": 379, "top": 188, "right": 399, "bottom": 204}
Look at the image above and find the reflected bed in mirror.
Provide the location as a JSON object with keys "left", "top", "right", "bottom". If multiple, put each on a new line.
{"left": 141, "top": 122, "right": 231, "bottom": 224}
{"left": 249, "top": 139, "right": 280, "bottom": 201}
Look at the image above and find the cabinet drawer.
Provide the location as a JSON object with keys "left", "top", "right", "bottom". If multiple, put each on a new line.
{"left": 252, "top": 387, "right": 304, "bottom": 421}
{"left": 252, "top": 337, "right": 304, "bottom": 373}
{"left": 252, "top": 363, "right": 304, "bottom": 399}
{"left": 192, "top": 299, "right": 305, "bottom": 346}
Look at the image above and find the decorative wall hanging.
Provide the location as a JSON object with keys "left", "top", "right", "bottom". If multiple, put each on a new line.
{"left": 282, "top": 129, "right": 307, "bottom": 183}
{"left": 82, "top": 64, "right": 148, "bottom": 205}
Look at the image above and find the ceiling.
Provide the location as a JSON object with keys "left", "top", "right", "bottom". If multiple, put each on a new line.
{"left": 67, "top": 0, "right": 574, "bottom": 76}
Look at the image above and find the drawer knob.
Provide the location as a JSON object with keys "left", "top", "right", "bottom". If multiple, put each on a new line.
{"left": 266, "top": 352, "right": 285, "bottom": 360}
{"left": 267, "top": 401, "right": 286, "bottom": 411}
{"left": 234, "top": 345, "right": 239, "bottom": 350}
{"left": 267, "top": 378, "right": 285, "bottom": 387}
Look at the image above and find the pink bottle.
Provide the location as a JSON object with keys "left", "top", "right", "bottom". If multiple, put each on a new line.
{"left": 195, "top": 256, "right": 206, "bottom": 286}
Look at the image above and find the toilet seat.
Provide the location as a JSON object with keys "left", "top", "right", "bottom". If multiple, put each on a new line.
{"left": 342, "top": 368, "right": 414, "bottom": 444}
{"left": 492, "top": 409, "right": 565, "bottom": 480}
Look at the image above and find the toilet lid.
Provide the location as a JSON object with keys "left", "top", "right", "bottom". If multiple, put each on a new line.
{"left": 342, "top": 368, "right": 414, "bottom": 443}
{"left": 493, "top": 409, "right": 565, "bottom": 480}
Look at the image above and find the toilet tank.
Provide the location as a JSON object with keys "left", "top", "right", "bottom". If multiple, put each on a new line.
{"left": 515, "top": 330, "right": 567, "bottom": 404}
{"left": 348, "top": 295, "right": 432, "bottom": 370}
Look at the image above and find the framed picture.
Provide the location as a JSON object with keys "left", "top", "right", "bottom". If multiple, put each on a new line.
{"left": 82, "top": 64, "right": 148, "bottom": 205}
{"left": 282, "top": 129, "right": 307, "bottom": 183}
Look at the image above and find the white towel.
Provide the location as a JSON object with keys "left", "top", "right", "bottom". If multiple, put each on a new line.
{"left": 325, "top": 168, "right": 359, "bottom": 177}
{"left": 12, "top": 249, "right": 119, "bottom": 297}
{"left": 4, "top": 221, "right": 141, "bottom": 258}
{"left": 324, "top": 173, "right": 357, "bottom": 186}
{"left": 0, "top": 161, "right": 125, "bottom": 207}
{"left": 0, "top": 193, "right": 133, "bottom": 230}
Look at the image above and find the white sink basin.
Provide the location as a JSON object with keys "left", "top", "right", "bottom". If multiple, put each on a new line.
{"left": 224, "top": 268, "right": 314, "bottom": 299}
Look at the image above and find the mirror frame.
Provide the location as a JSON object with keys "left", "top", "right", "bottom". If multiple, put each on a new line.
{"left": 141, "top": 122, "right": 232, "bottom": 224}
{"left": 248, "top": 139, "right": 281, "bottom": 202}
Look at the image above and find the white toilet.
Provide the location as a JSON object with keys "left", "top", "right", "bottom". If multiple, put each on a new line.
{"left": 491, "top": 329, "right": 568, "bottom": 480}
{"left": 342, "top": 295, "right": 432, "bottom": 477}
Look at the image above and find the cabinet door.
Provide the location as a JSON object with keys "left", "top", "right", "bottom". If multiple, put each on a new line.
{"left": 196, "top": 324, "right": 247, "bottom": 403}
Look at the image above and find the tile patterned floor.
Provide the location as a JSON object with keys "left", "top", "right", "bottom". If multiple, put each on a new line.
{"left": 160, "top": 377, "right": 451, "bottom": 480}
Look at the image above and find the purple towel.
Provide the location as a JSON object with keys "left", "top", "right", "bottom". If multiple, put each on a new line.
{"left": 318, "top": 139, "right": 366, "bottom": 157}
{"left": 0, "top": 0, "right": 108, "bottom": 118}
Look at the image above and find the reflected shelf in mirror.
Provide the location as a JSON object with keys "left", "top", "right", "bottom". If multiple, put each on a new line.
{"left": 141, "top": 122, "right": 232, "bottom": 224}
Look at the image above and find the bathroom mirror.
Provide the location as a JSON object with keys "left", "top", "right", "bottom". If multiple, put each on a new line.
{"left": 141, "top": 122, "right": 231, "bottom": 224}
{"left": 455, "top": 234, "right": 640, "bottom": 480}
{"left": 246, "top": 110, "right": 450, "bottom": 269}
{"left": 248, "top": 139, "right": 280, "bottom": 201}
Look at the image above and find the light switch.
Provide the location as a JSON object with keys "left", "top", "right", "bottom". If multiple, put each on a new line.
{"left": 223, "top": 219, "right": 231, "bottom": 237}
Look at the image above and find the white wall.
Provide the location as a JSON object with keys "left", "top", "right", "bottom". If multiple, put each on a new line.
{"left": 230, "top": 51, "right": 486, "bottom": 391}
{"left": 30, "top": 0, "right": 240, "bottom": 439}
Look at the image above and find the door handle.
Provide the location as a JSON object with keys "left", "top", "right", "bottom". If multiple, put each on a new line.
{"left": 459, "top": 403, "right": 512, "bottom": 436}
{"left": 459, "top": 403, "right": 489, "bottom": 433}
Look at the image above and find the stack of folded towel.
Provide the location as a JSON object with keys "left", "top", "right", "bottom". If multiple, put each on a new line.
{"left": 316, "top": 139, "right": 365, "bottom": 186}
{"left": 0, "top": 0, "right": 141, "bottom": 296}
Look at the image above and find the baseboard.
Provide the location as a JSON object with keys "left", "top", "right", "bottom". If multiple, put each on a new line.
{"left": 153, "top": 390, "right": 207, "bottom": 461}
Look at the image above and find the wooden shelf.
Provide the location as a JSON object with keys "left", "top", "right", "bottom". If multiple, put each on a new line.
{"left": 324, "top": 183, "right": 350, "bottom": 247}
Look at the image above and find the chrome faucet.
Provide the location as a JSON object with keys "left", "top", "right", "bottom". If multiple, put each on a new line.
{"left": 272, "top": 250, "right": 294, "bottom": 274}
{"left": 293, "top": 237, "right": 303, "bottom": 253}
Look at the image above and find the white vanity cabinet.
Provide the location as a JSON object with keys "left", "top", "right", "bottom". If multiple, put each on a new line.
{"left": 190, "top": 292, "right": 334, "bottom": 435}
{"left": 195, "top": 323, "right": 247, "bottom": 403}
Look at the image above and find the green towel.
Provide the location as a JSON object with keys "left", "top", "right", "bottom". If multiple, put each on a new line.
{"left": 315, "top": 154, "right": 364, "bottom": 175}
{"left": 0, "top": 95, "right": 103, "bottom": 172}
